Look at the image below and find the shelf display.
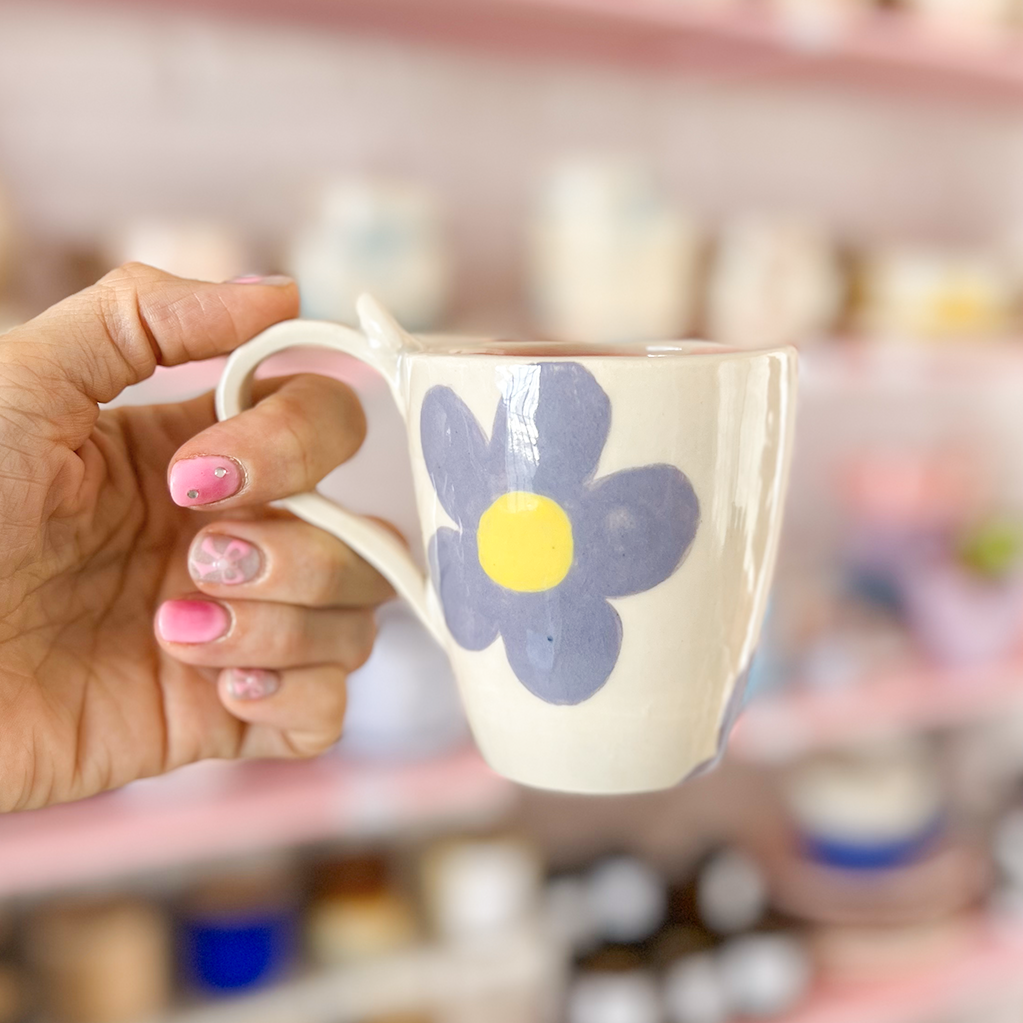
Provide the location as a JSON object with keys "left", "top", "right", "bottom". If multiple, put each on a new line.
{"left": 4, "top": 1, "right": 1023, "bottom": 1020}
{"left": 855, "top": 247, "right": 1017, "bottom": 342}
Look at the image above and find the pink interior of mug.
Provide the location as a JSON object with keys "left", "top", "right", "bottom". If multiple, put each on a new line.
{"left": 418, "top": 336, "right": 742, "bottom": 357}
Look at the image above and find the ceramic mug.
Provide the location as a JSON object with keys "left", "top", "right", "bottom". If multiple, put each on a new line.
{"left": 216, "top": 297, "right": 798, "bottom": 794}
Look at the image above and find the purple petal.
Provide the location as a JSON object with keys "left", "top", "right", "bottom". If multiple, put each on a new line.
{"left": 489, "top": 363, "right": 611, "bottom": 500}
{"left": 499, "top": 586, "right": 622, "bottom": 705}
{"left": 421, "top": 387, "right": 492, "bottom": 527}
{"left": 429, "top": 527, "right": 502, "bottom": 651}
{"left": 574, "top": 465, "right": 700, "bottom": 598}
{"left": 683, "top": 661, "right": 753, "bottom": 781}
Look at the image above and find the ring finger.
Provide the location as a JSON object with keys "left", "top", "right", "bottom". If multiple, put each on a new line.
{"left": 218, "top": 664, "right": 349, "bottom": 759}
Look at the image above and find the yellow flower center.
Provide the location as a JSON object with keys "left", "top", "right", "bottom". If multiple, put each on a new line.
{"left": 477, "top": 491, "right": 574, "bottom": 593}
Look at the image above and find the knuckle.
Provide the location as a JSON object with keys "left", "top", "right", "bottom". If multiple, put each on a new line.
{"left": 100, "top": 261, "right": 153, "bottom": 288}
{"left": 341, "top": 609, "right": 377, "bottom": 671}
{"left": 92, "top": 264, "right": 161, "bottom": 382}
{"left": 262, "top": 396, "right": 315, "bottom": 479}
{"left": 313, "top": 539, "right": 357, "bottom": 605}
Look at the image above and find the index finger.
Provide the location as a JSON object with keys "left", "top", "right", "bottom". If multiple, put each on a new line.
{"left": 0, "top": 264, "right": 298, "bottom": 436}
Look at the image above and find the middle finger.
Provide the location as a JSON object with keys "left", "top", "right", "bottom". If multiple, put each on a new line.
{"left": 186, "top": 518, "right": 396, "bottom": 607}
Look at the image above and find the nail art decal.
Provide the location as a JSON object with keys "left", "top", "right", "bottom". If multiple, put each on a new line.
{"left": 170, "top": 456, "right": 243, "bottom": 507}
{"left": 190, "top": 534, "right": 262, "bottom": 586}
{"left": 225, "top": 668, "right": 280, "bottom": 701}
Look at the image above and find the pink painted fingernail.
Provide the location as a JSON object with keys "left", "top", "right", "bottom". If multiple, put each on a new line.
{"left": 226, "top": 274, "right": 294, "bottom": 286}
{"left": 169, "top": 457, "right": 243, "bottom": 507}
{"left": 225, "top": 668, "right": 280, "bottom": 701}
{"left": 156, "top": 600, "right": 230, "bottom": 644}
{"left": 189, "top": 534, "right": 262, "bottom": 586}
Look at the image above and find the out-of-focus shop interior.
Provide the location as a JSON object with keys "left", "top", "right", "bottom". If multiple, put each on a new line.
{"left": 6, "top": 0, "right": 1023, "bottom": 1021}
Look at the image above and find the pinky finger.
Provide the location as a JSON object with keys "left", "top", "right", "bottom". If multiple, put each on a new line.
{"left": 218, "top": 664, "right": 348, "bottom": 759}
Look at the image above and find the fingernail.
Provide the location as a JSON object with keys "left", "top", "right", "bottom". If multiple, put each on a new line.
{"left": 170, "top": 456, "right": 243, "bottom": 507}
{"left": 225, "top": 274, "right": 294, "bottom": 286}
{"left": 156, "top": 599, "right": 230, "bottom": 644}
{"left": 225, "top": 668, "right": 280, "bottom": 701}
{"left": 189, "top": 534, "right": 262, "bottom": 586}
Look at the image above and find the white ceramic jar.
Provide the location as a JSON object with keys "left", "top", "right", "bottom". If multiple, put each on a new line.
{"left": 106, "top": 219, "right": 249, "bottom": 284}
{"left": 708, "top": 214, "right": 843, "bottom": 349}
{"left": 529, "top": 159, "right": 701, "bottom": 344}
{"left": 288, "top": 177, "right": 451, "bottom": 331}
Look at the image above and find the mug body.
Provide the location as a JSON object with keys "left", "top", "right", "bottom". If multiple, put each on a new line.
{"left": 401, "top": 340, "right": 797, "bottom": 794}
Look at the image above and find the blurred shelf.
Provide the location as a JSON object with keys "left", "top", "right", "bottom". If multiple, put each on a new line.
{"left": 0, "top": 748, "right": 515, "bottom": 897}
{"left": 779, "top": 916, "right": 1023, "bottom": 1023}
{"left": 730, "top": 657, "right": 1023, "bottom": 762}
{"left": 116, "top": 0, "right": 1023, "bottom": 104}
{"left": 801, "top": 340, "right": 1023, "bottom": 393}
{"left": 157, "top": 927, "right": 562, "bottom": 1023}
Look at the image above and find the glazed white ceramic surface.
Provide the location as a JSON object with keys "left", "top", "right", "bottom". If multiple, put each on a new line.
{"left": 217, "top": 297, "right": 798, "bottom": 794}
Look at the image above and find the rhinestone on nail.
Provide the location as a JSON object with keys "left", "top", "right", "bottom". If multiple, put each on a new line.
{"left": 187, "top": 489, "right": 199, "bottom": 499}
{"left": 214, "top": 467, "right": 228, "bottom": 478}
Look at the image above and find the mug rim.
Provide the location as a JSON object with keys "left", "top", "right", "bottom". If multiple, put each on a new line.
{"left": 412, "top": 334, "right": 799, "bottom": 362}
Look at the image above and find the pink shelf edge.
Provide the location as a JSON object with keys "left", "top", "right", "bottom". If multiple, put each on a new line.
{"left": 781, "top": 916, "right": 1023, "bottom": 1023}
{"left": 730, "top": 657, "right": 1023, "bottom": 761}
{"left": 0, "top": 747, "right": 514, "bottom": 897}
{"left": 100, "top": 0, "right": 1023, "bottom": 102}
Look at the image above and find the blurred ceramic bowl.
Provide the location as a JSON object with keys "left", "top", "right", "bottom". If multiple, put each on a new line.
{"left": 784, "top": 743, "right": 945, "bottom": 865}
{"left": 764, "top": 836, "right": 989, "bottom": 926}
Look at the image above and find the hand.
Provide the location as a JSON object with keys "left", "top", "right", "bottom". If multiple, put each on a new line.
{"left": 0, "top": 264, "right": 393, "bottom": 811}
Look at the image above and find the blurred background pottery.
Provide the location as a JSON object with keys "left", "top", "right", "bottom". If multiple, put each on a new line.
{"left": 4, "top": 0, "right": 1023, "bottom": 1018}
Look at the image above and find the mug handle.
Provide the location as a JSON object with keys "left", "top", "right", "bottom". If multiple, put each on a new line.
{"left": 214, "top": 297, "right": 446, "bottom": 646}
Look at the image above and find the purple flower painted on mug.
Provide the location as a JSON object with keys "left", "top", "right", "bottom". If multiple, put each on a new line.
{"left": 422, "top": 362, "right": 700, "bottom": 706}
